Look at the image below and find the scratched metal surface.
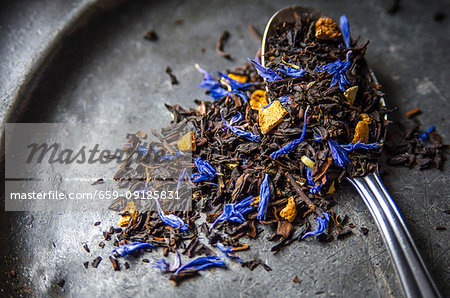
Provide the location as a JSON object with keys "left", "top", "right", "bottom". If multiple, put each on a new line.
{"left": 0, "top": 0, "right": 449, "bottom": 297}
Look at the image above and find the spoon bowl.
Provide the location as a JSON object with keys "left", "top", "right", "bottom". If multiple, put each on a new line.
{"left": 261, "top": 6, "right": 441, "bottom": 298}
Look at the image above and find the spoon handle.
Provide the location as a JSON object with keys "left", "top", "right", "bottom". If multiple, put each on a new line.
{"left": 348, "top": 171, "right": 441, "bottom": 298}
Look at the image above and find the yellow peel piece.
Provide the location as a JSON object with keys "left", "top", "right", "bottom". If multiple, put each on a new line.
{"left": 306, "top": 81, "right": 316, "bottom": 89}
{"left": 250, "top": 90, "right": 268, "bottom": 110}
{"left": 301, "top": 156, "right": 315, "bottom": 169}
{"left": 228, "top": 73, "right": 248, "bottom": 83}
{"left": 258, "top": 100, "right": 288, "bottom": 134}
{"left": 177, "top": 131, "right": 196, "bottom": 152}
{"left": 315, "top": 17, "right": 342, "bottom": 40}
{"left": 280, "top": 196, "right": 297, "bottom": 222}
{"left": 352, "top": 114, "right": 372, "bottom": 143}
{"left": 119, "top": 201, "right": 137, "bottom": 227}
{"left": 251, "top": 196, "right": 260, "bottom": 206}
{"left": 344, "top": 86, "right": 359, "bottom": 104}
{"left": 327, "top": 181, "right": 336, "bottom": 195}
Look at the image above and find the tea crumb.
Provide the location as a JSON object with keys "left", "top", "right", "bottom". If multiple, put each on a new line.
{"left": 360, "top": 227, "right": 369, "bottom": 235}
{"left": 144, "top": 30, "right": 158, "bottom": 41}
{"left": 405, "top": 108, "right": 421, "bottom": 118}
{"left": 166, "top": 66, "right": 179, "bottom": 85}
{"left": 91, "top": 256, "right": 102, "bottom": 268}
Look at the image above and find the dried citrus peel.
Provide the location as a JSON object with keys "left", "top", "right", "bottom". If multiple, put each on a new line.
{"left": 352, "top": 113, "right": 372, "bottom": 143}
{"left": 280, "top": 196, "right": 297, "bottom": 222}
{"left": 315, "top": 17, "right": 342, "bottom": 40}
{"left": 250, "top": 90, "right": 268, "bottom": 110}
{"left": 258, "top": 100, "right": 288, "bottom": 134}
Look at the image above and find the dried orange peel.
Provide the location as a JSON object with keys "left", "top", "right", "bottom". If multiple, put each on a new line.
{"left": 315, "top": 17, "right": 342, "bottom": 40}
{"left": 280, "top": 196, "right": 297, "bottom": 222}
{"left": 177, "top": 131, "right": 196, "bottom": 152}
{"left": 258, "top": 100, "right": 288, "bottom": 134}
{"left": 352, "top": 113, "right": 372, "bottom": 143}
{"left": 250, "top": 90, "right": 268, "bottom": 110}
{"left": 118, "top": 201, "right": 137, "bottom": 227}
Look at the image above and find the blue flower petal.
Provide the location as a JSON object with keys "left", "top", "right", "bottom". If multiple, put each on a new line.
{"left": 221, "top": 112, "right": 260, "bottom": 142}
{"left": 174, "top": 256, "right": 226, "bottom": 275}
{"left": 340, "top": 141, "right": 382, "bottom": 151}
{"left": 269, "top": 107, "right": 309, "bottom": 159}
{"left": 154, "top": 258, "right": 171, "bottom": 270}
{"left": 112, "top": 241, "right": 154, "bottom": 257}
{"left": 211, "top": 195, "right": 254, "bottom": 228}
{"left": 154, "top": 251, "right": 181, "bottom": 272}
{"left": 306, "top": 167, "right": 314, "bottom": 186}
{"left": 191, "top": 157, "right": 217, "bottom": 182}
{"left": 418, "top": 126, "right": 435, "bottom": 141}
{"left": 328, "top": 139, "right": 351, "bottom": 167}
{"left": 230, "top": 111, "right": 244, "bottom": 125}
{"left": 216, "top": 243, "right": 242, "bottom": 263}
{"left": 315, "top": 54, "right": 351, "bottom": 91}
{"left": 257, "top": 174, "right": 271, "bottom": 220}
{"left": 261, "top": 95, "right": 292, "bottom": 109}
{"left": 277, "top": 64, "right": 306, "bottom": 78}
{"left": 155, "top": 200, "right": 189, "bottom": 232}
{"left": 195, "top": 64, "right": 230, "bottom": 100}
{"left": 278, "top": 95, "right": 292, "bottom": 105}
{"left": 301, "top": 213, "right": 331, "bottom": 239}
{"left": 218, "top": 72, "right": 254, "bottom": 90}
{"left": 340, "top": 15, "right": 351, "bottom": 48}
{"left": 306, "top": 167, "right": 323, "bottom": 194}
{"left": 248, "top": 58, "right": 282, "bottom": 82}
{"left": 176, "top": 168, "right": 189, "bottom": 191}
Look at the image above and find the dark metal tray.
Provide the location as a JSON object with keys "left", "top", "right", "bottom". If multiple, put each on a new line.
{"left": 1, "top": 0, "right": 448, "bottom": 296}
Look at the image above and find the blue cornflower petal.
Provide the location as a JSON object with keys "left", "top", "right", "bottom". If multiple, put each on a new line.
{"left": 248, "top": 58, "right": 282, "bottom": 82}
{"left": 211, "top": 195, "right": 254, "bottom": 228}
{"left": 209, "top": 86, "right": 230, "bottom": 101}
{"left": 218, "top": 72, "right": 254, "bottom": 89}
{"left": 176, "top": 168, "right": 189, "bottom": 191}
{"left": 124, "top": 143, "right": 148, "bottom": 155}
{"left": 301, "top": 213, "right": 331, "bottom": 239}
{"left": 229, "top": 111, "right": 244, "bottom": 125}
{"left": 174, "top": 256, "right": 226, "bottom": 275}
{"left": 155, "top": 200, "right": 189, "bottom": 232}
{"left": 112, "top": 241, "right": 154, "bottom": 257}
{"left": 154, "top": 258, "right": 171, "bottom": 270}
{"left": 221, "top": 112, "right": 260, "bottom": 142}
{"left": 306, "top": 167, "right": 323, "bottom": 194}
{"left": 257, "top": 174, "right": 271, "bottom": 220}
{"left": 328, "top": 139, "right": 351, "bottom": 167}
{"left": 195, "top": 64, "right": 230, "bottom": 100}
{"left": 277, "top": 64, "right": 306, "bottom": 78}
{"left": 306, "top": 167, "right": 314, "bottom": 186}
{"left": 216, "top": 243, "right": 242, "bottom": 263}
{"left": 154, "top": 251, "right": 181, "bottom": 272}
{"left": 418, "top": 126, "right": 435, "bottom": 141}
{"left": 340, "top": 141, "right": 382, "bottom": 151}
{"left": 278, "top": 95, "right": 292, "bottom": 105}
{"left": 218, "top": 72, "right": 254, "bottom": 102}
{"left": 159, "top": 154, "right": 175, "bottom": 161}
{"left": 315, "top": 53, "right": 351, "bottom": 91}
{"left": 261, "top": 95, "right": 292, "bottom": 109}
{"left": 340, "top": 15, "right": 351, "bottom": 48}
{"left": 310, "top": 184, "right": 323, "bottom": 194}
{"left": 191, "top": 157, "right": 217, "bottom": 182}
{"left": 269, "top": 107, "right": 309, "bottom": 159}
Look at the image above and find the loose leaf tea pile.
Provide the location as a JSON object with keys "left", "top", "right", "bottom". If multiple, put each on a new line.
{"left": 99, "top": 11, "right": 394, "bottom": 285}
